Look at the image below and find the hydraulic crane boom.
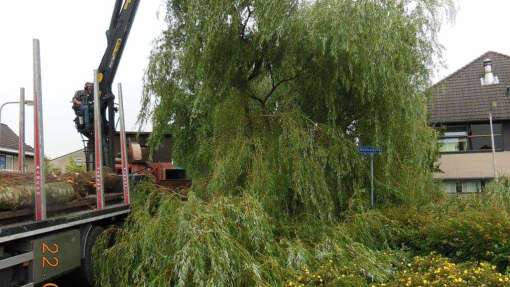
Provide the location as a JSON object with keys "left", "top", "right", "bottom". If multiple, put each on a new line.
{"left": 74, "top": 0, "right": 140, "bottom": 170}
{"left": 99, "top": 0, "right": 140, "bottom": 169}
{"left": 99, "top": 0, "right": 140, "bottom": 96}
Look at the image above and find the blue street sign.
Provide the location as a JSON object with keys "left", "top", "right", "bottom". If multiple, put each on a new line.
{"left": 358, "top": 146, "right": 383, "bottom": 208}
{"left": 358, "top": 146, "right": 383, "bottom": 156}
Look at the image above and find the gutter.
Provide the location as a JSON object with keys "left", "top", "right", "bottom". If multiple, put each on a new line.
{"left": 0, "top": 147, "right": 34, "bottom": 157}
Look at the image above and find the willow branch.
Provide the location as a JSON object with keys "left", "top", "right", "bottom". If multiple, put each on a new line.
{"left": 263, "top": 75, "right": 298, "bottom": 104}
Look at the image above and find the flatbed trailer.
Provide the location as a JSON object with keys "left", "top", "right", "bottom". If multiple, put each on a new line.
{"left": 0, "top": 193, "right": 125, "bottom": 226}
{"left": 0, "top": 194, "right": 130, "bottom": 287}
{"left": 0, "top": 31, "right": 135, "bottom": 286}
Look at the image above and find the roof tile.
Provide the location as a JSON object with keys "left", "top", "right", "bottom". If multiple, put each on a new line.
{"left": 429, "top": 51, "right": 510, "bottom": 123}
{"left": 0, "top": 123, "right": 34, "bottom": 153}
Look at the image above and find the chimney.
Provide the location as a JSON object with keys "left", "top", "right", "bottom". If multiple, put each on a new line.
{"left": 481, "top": 58, "right": 500, "bottom": 86}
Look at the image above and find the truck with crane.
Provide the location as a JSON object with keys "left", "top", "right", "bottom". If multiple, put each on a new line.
{"left": 0, "top": 1, "right": 185, "bottom": 286}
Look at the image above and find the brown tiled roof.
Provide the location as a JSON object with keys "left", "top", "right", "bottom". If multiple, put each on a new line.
{"left": 0, "top": 123, "right": 34, "bottom": 153}
{"left": 428, "top": 51, "right": 510, "bottom": 124}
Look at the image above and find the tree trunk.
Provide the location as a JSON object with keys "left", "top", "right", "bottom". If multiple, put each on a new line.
{"left": 0, "top": 182, "right": 77, "bottom": 211}
{"left": 0, "top": 171, "right": 122, "bottom": 211}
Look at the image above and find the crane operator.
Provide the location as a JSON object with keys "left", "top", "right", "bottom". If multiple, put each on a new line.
{"left": 72, "top": 82, "right": 94, "bottom": 135}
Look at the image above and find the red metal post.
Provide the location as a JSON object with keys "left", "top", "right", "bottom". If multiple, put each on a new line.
{"left": 18, "top": 88, "right": 25, "bottom": 174}
{"left": 33, "top": 39, "right": 46, "bottom": 221}
{"left": 117, "top": 83, "right": 130, "bottom": 204}
{"left": 93, "top": 70, "right": 105, "bottom": 209}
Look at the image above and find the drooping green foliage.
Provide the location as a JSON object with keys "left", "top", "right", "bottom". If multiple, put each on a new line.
{"left": 93, "top": 0, "right": 466, "bottom": 286}
{"left": 94, "top": 183, "right": 406, "bottom": 286}
{"left": 94, "top": 182, "right": 510, "bottom": 286}
{"left": 140, "top": 0, "right": 449, "bottom": 219}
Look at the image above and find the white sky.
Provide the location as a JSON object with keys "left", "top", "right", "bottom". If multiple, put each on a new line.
{"left": 0, "top": 0, "right": 166, "bottom": 158}
{"left": 435, "top": 0, "right": 510, "bottom": 81}
{"left": 0, "top": 0, "right": 508, "bottom": 158}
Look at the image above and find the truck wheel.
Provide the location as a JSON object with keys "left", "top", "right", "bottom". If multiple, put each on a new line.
{"left": 82, "top": 226, "right": 104, "bottom": 286}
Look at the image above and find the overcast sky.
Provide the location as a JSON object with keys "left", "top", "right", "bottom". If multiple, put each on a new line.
{"left": 0, "top": 0, "right": 165, "bottom": 158}
{"left": 0, "top": 0, "right": 508, "bottom": 158}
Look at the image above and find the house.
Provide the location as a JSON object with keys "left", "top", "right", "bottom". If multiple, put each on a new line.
{"left": 50, "top": 149, "right": 86, "bottom": 173}
{"left": 429, "top": 51, "right": 510, "bottom": 194}
{"left": 0, "top": 123, "right": 34, "bottom": 172}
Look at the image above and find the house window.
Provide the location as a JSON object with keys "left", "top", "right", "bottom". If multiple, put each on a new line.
{"left": 442, "top": 181, "right": 457, "bottom": 194}
{"left": 0, "top": 154, "right": 14, "bottom": 171}
{"left": 462, "top": 181, "right": 482, "bottom": 193}
{"left": 0, "top": 154, "right": 5, "bottom": 170}
{"left": 469, "top": 123, "right": 503, "bottom": 151}
{"left": 439, "top": 137, "right": 468, "bottom": 152}
{"left": 439, "top": 125, "right": 468, "bottom": 152}
{"left": 442, "top": 180, "right": 483, "bottom": 194}
{"left": 438, "top": 123, "right": 504, "bottom": 152}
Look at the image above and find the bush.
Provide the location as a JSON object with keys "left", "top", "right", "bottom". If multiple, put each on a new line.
{"left": 418, "top": 208, "right": 510, "bottom": 269}
{"left": 485, "top": 177, "right": 510, "bottom": 194}
{"left": 338, "top": 197, "right": 510, "bottom": 271}
{"left": 374, "top": 254, "right": 510, "bottom": 287}
{"left": 284, "top": 250, "right": 407, "bottom": 287}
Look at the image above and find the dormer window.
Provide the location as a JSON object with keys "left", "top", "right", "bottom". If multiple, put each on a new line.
{"left": 481, "top": 58, "right": 499, "bottom": 85}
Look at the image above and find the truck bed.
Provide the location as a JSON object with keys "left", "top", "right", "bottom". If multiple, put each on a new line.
{"left": 0, "top": 194, "right": 129, "bottom": 244}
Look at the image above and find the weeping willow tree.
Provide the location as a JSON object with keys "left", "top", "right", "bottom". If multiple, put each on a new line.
{"left": 94, "top": 1, "right": 452, "bottom": 286}
{"left": 140, "top": 0, "right": 448, "bottom": 218}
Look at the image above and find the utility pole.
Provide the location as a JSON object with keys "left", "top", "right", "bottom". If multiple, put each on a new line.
{"left": 489, "top": 101, "right": 497, "bottom": 178}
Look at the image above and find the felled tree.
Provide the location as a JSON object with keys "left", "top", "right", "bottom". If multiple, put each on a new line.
{"left": 140, "top": 0, "right": 450, "bottom": 220}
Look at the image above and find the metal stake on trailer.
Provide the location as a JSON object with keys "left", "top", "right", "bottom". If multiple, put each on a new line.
{"left": 33, "top": 39, "right": 46, "bottom": 221}
{"left": 117, "top": 83, "right": 131, "bottom": 205}
{"left": 93, "top": 69, "right": 105, "bottom": 209}
{"left": 18, "top": 88, "right": 25, "bottom": 174}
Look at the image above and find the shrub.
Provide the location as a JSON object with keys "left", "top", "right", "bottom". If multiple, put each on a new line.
{"left": 418, "top": 208, "right": 510, "bottom": 269}
{"left": 485, "top": 177, "right": 510, "bottom": 194}
{"left": 284, "top": 250, "right": 406, "bottom": 287}
{"left": 338, "top": 198, "right": 510, "bottom": 271}
{"left": 374, "top": 254, "right": 510, "bottom": 287}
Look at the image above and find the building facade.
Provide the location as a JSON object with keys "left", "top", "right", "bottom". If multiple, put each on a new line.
{"left": 50, "top": 149, "right": 86, "bottom": 173}
{"left": 0, "top": 123, "right": 34, "bottom": 172}
{"left": 429, "top": 51, "right": 510, "bottom": 194}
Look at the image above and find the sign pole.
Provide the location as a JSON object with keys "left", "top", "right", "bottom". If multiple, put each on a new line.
{"left": 117, "top": 83, "right": 131, "bottom": 205}
{"left": 18, "top": 88, "right": 25, "bottom": 174}
{"left": 358, "top": 146, "right": 382, "bottom": 209}
{"left": 93, "top": 70, "right": 105, "bottom": 209}
{"left": 370, "top": 154, "right": 374, "bottom": 209}
{"left": 33, "top": 39, "right": 46, "bottom": 221}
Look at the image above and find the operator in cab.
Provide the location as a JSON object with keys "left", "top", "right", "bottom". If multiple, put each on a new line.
{"left": 72, "top": 82, "right": 94, "bottom": 134}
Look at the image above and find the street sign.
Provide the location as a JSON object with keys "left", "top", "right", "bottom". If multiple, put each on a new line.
{"left": 358, "top": 146, "right": 383, "bottom": 156}
{"left": 358, "top": 145, "right": 383, "bottom": 209}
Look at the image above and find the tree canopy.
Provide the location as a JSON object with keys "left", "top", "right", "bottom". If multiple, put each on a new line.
{"left": 93, "top": 1, "right": 460, "bottom": 286}
{"left": 140, "top": 0, "right": 450, "bottom": 220}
